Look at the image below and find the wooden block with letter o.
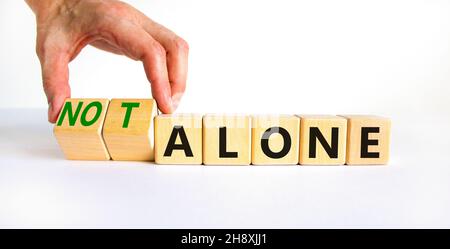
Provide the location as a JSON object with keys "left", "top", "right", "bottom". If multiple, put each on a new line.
{"left": 102, "top": 99, "right": 157, "bottom": 161}
{"left": 154, "top": 114, "right": 203, "bottom": 164}
{"left": 251, "top": 115, "right": 299, "bottom": 165}
{"left": 299, "top": 115, "right": 347, "bottom": 165}
{"left": 203, "top": 115, "right": 251, "bottom": 165}
{"left": 54, "top": 98, "right": 110, "bottom": 160}
{"left": 339, "top": 115, "right": 391, "bottom": 165}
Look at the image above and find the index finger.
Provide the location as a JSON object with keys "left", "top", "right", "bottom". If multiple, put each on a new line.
{"left": 141, "top": 18, "right": 189, "bottom": 110}
{"left": 99, "top": 19, "right": 174, "bottom": 113}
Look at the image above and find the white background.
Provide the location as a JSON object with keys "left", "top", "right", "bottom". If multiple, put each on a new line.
{"left": 1, "top": 0, "right": 450, "bottom": 228}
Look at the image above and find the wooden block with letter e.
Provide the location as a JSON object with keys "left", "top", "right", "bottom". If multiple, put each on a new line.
{"left": 299, "top": 115, "right": 347, "bottom": 165}
{"left": 102, "top": 99, "right": 157, "bottom": 161}
{"left": 154, "top": 114, "right": 203, "bottom": 164}
{"left": 53, "top": 98, "right": 110, "bottom": 160}
{"left": 339, "top": 115, "right": 391, "bottom": 165}
{"left": 251, "top": 115, "right": 300, "bottom": 165}
{"left": 203, "top": 115, "right": 251, "bottom": 165}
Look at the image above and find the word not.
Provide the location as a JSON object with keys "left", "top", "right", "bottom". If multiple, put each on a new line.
{"left": 54, "top": 98, "right": 391, "bottom": 165}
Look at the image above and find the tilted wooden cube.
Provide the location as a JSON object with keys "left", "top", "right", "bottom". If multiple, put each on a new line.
{"left": 102, "top": 99, "right": 157, "bottom": 161}
{"left": 299, "top": 115, "right": 347, "bottom": 165}
{"left": 203, "top": 115, "right": 251, "bottom": 165}
{"left": 53, "top": 98, "right": 110, "bottom": 160}
{"left": 154, "top": 114, "right": 203, "bottom": 164}
{"left": 251, "top": 115, "right": 299, "bottom": 165}
{"left": 339, "top": 115, "right": 391, "bottom": 165}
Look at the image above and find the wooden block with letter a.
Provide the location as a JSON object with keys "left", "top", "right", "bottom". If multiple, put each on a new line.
{"left": 203, "top": 115, "right": 251, "bottom": 165}
{"left": 339, "top": 115, "right": 391, "bottom": 165}
{"left": 251, "top": 115, "right": 299, "bottom": 165}
{"left": 53, "top": 98, "right": 110, "bottom": 160}
{"left": 154, "top": 114, "right": 203, "bottom": 164}
{"left": 299, "top": 115, "right": 347, "bottom": 165}
{"left": 102, "top": 99, "right": 157, "bottom": 161}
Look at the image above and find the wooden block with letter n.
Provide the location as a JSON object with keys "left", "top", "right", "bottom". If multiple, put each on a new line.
{"left": 154, "top": 114, "right": 203, "bottom": 164}
{"left": 299, "top": 115, "right": 347, "bottom": 165}
{"left": 203, "top": 115, "right": 251, "bottom": 165}
{"left": 53, "top": 98, "right": 110, "bottom": 160}
{"left": 339, "top": 115, "right": 391, "bottom": 165}
{"left": 102, "top": 99, "right": 157, "bottom": 161}
{"left": 251, "top": 115, "right": 299, "bottom": 165}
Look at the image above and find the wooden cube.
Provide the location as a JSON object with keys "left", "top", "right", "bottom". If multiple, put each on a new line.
{"left": 203, "top": 115, "right": 251, "bottom": 165}
{"left": 339, "top": 115, "right": 391, "bottom": 165}
{"left": 53, "top": 98, "right": 110, "bottom": 160}
{"left": 154, "top": 114, "right": 202, "bottom": 164}
{"left": 299, "top": 115, "right": 347, "bottom": 165}
{"left": 251, "top": 115, "right": 299, "bottom": 165}
{"left": 102, "top": 99, "right": 157, "bottom": 161}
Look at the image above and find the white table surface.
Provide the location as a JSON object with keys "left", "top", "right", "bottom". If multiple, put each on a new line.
{"left": 1, "top": 109, "right": 449, "bottom": 228}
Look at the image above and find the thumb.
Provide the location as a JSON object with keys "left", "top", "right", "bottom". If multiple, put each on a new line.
{"left": 40, "top": 53, "right": 71, "bottom": 123}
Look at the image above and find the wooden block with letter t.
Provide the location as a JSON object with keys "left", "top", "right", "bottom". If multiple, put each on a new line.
{"left": 102, "top": 99, "right": 157, "bottom": 161}
{"left": 339, "top": 115, "right": 391, "bottom": 165}
{"left": 299, "top": 115, "right": 347, "bottom": 165}
{"left": 251, "top": 115, "right": 299, "bottom": 165}
{"left": 203, "top": 115, "right": 251, "bottom": 165}
{"left": 154, "top": 114, "right": 203, "bottom": 164}
{"left": 53, "top": 98, "right": 110, "bottom": 160}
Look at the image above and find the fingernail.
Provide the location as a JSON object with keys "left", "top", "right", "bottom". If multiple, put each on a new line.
{"left": 171, "top": 93, "right": 183, "bottom": 111}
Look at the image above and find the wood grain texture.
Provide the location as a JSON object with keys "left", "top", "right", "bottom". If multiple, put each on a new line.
{"left": 154, "top": 114, "right": 203, "bottom": 165}
{"left": 203, "top": 115, "right": 251, "bottom": 165}
{"left": 251, "top": 115, "right": 299, "bottom": 165}
{"left": 339, "top": 115, "right": 391, "bottom": 165}
{"left": 53, "top": 98, "right": 110, "bottom": 160}
{"left": 102, "top": 99, "right": 157, "bottom": 161}
{"left": 299, "top": 115, "right": 347, "bottom": 165}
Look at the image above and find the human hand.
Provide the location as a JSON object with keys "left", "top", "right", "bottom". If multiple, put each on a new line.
{"left": 26, "top": 0, "right": 189, "bottom": 123}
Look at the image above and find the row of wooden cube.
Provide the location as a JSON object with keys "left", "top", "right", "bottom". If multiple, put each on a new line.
{"left": 54, "top": 98, "right": 391, "bottom": 165}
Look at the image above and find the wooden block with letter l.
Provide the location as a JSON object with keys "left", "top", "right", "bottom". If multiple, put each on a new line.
{"left": 339, "top": 115, "right": 391, "bottom": 165}
{"left": 251, "top": 115, "right": 299, "bottom": 165}
{"left": 53, "top": 98, "right": 110, "bottom": 160}
{"left": 102, "top": 99, "right": 157, "bottom": 161}
{"left": 299, "top": 115, "right": 347, "bottom": 165}
{"left": 203, "top": 115, "right": 251, "bottom": 165}
{"left": 154, "top": 114, "right": 203, "bottom": 164}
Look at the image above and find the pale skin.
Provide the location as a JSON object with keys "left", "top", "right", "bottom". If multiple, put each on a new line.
{"left": 25, "top": 0, "right": 189, "bottom": 123}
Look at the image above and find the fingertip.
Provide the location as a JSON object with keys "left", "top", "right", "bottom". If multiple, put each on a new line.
{"left": 158, "top": 98, "right": 174, "bottom": 114}
{"left": 47, "top": 95, "right": 67, "bottom": 124}
{"left": 48, "top": 103, "right": 57, "bottom": 123}
{"left": 153, "top": 90, "right": 174, "bottom": 114}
